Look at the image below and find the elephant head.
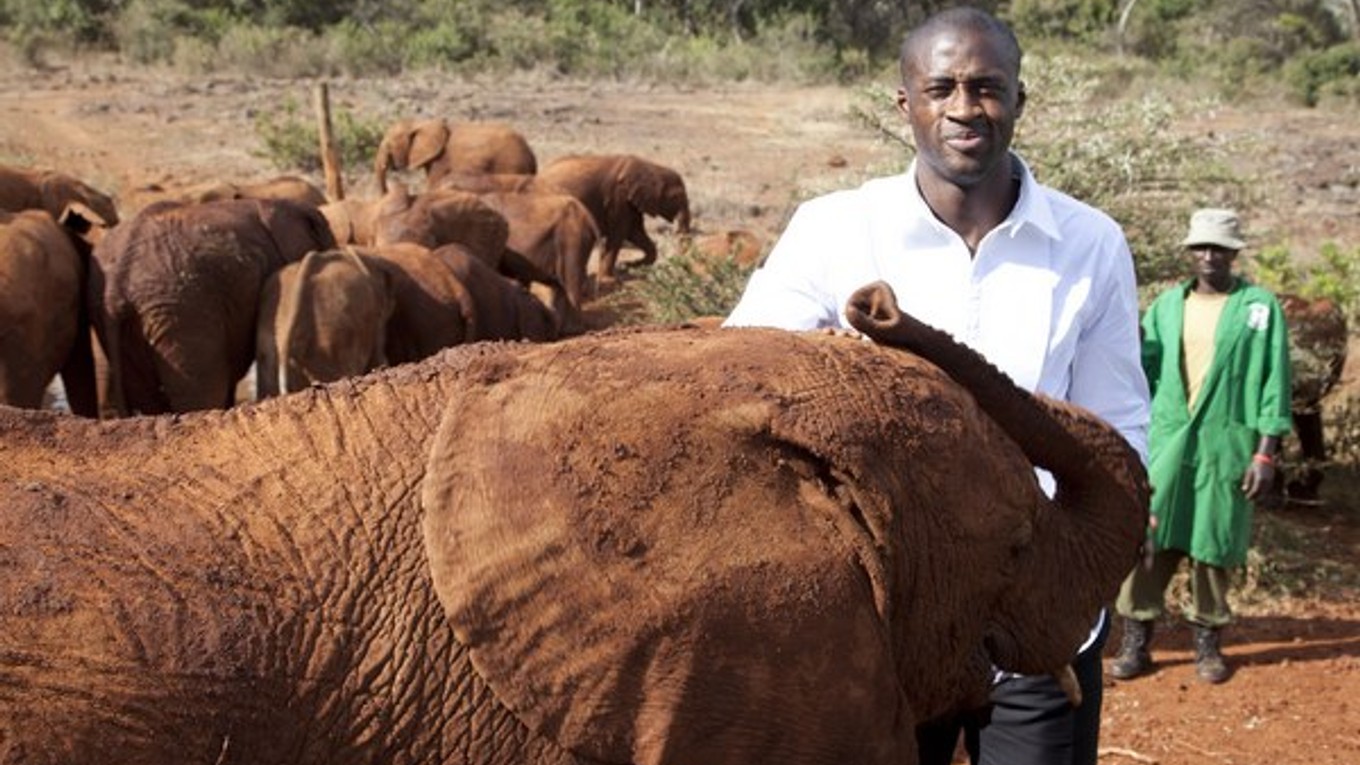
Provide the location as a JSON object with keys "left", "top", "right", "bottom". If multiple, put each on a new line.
{"left": 844, "top": 281, "right": 1150, "bottom": 679}
{"left": 420, "top": 282, "right": 1149, "bottom": 762}
{"left": 374, "top": 119, "right": 449, "bottom": 193}
{"left": 0, "top": 164, "right": 119, "bottom": 231}
{"left": 256, "top": 248, "right": 395, "bottom": 398}
{"left": 619, "top": 155, "right": 691, "bottom": 234}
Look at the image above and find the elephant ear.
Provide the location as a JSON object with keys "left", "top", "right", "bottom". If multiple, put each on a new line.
{"left": 409, "top": 120, "right": 451, "bottom": 171}
{"left": 41, "top": 174, "right": 119, "bottom": 227}
{"left": 616, "top": 155, "right": 660, "bottom": 213}
{"left": 421, "top": 329, "right": 918, "bottom": 765}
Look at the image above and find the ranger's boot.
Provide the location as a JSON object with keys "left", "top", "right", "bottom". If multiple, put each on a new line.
{"left": 1194, "top": 625, "right": 1230, "bottom": 684}
{"left": 1109, "top": 618, "right": 1154, "bottom": 680}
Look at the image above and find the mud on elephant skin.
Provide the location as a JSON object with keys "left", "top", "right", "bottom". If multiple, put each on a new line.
{"left": 0, "top": 283, "right": 1146, "bottom": 765}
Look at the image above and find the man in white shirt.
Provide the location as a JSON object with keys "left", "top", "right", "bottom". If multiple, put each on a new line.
{"left": 725, "top": 7, "right": 1149, "bottom": 765}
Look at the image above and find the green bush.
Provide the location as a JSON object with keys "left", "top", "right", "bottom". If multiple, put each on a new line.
{"left": 609, "top": 243, "right": 759, "bottom": 325}
{"left": 253, "top": 97, "right": 385, "bottom": 175}
{"left": 1283, "top": 42, "right": 1360, "bottom": 106}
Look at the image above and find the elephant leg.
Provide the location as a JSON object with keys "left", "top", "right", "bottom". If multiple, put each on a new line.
{"left": 625, "top": 216, "right": 659, "bottom": 267}
{"left": 1287, "top": 410, "right": 1327, "bottom": 502}
{"left": 596, "top": 235, "right": 626, "bottom": 289}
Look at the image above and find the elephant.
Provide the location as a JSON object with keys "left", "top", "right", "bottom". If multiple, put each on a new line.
{"left": 256, "top": 243, "right": 571, "bottom": 397}
{"left": 0, "top": 281, "right": 1147, "bottom": 765}
{"left": 374, "top": 118, "right": 537, "bottom": 193}
{"left": 0, "top": 163, "right": 120, "bottom": 228}
{"left": 88, "top": 197, "right": 336, "bottom": 416}
{"left": 433, "top": 171, "right": 560, "bottom": 195}
{"left": 320, "top": 183, "right": 510, "bottom": 265}
{"left": 255, "top": 247, "right": 396, "bottom": 397}
{"left": 186, "top": 175, "right": 329, "bottom": 208}
{"left": 1279, "top": 292, "right": 1349, "bottom": 502}
{"left": 428, "top": 242, "right": 574, "bottom": 343}
{"left": 537, "top": 153, "right": 692, "bottom": 284}
{"left": 474, "top": 189, "right": 601, "bottom": 310}
{"left": 0, "top": 209, "right": 97, "bottom": 415}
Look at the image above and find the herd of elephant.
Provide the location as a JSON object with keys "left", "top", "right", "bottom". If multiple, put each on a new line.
{"left": 0, "top": 116, "right": 697, "bottom": 417}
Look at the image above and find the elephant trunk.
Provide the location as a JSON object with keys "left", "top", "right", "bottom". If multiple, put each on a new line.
{"left": 846, "top": 281, "right": 1149, "bottom": 674}
{"left": 675, "top": 204, "right": 692, "bottom": 234}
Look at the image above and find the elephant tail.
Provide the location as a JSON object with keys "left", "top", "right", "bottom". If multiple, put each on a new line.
{"left": 276, "top": 250, "right": 328, "bottom": 394}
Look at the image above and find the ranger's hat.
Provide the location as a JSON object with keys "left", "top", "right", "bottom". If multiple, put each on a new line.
{"left": 1183, "top": 208, "right": 1246, "bottom": 250}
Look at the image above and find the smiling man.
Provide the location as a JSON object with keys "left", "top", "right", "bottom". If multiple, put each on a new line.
{"left": 725, "top": 7, "right": 1149, "bottom": 765}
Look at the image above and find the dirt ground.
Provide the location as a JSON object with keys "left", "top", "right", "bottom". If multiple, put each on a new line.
{"left": 2, "top": 49, "right": 1357, "bottom": 765}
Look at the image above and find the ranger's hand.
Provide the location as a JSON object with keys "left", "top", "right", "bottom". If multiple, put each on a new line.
{"left": 1241, "top": 456, "right": 1276, "bottom": 499}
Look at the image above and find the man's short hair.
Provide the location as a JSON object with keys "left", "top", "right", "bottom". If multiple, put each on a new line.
{"left": 899, "top": 7, "right": 1023, "bottom": 82}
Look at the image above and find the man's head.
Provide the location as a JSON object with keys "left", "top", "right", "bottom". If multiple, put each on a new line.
{"left": 896, "top": 7, "right": 1025, "bottom": 191}
{"left": 1183, "top": 208, "right": 1245, "bottom": 292}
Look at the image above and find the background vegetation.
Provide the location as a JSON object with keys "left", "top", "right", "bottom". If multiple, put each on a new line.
{"left": 4, "top": 0, "right": 1360, "bottom": 97}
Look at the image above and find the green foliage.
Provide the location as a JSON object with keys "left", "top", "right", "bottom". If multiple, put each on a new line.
{"left": 1251, "top": 241, "right": 1360, "bottom": 326}
{"left": 1283, "top": 41, "right": 1360, "bottom": 105}
{"left": 253, "top": 97, "right": 385, "bottom": 175}
{"left": 1009, "top": 0, "right": 1118, "bottom": 45}
{"left": 612, "top": 243, "right": 760, "bottom": 325}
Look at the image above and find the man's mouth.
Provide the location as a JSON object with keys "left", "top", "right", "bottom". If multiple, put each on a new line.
{"left": 944, "top": 130, "right": 987, "bottom": 153}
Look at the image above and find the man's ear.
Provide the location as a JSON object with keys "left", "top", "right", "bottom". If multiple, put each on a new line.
{"left": 1015, "top": 80, "right": 1027, "bottom": 119}
{"left": 895, "top": 86, "right": 910, "bottom": 117}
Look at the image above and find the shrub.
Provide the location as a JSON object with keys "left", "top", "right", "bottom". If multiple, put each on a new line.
{"left": 253, "top": 97, "right": 385, "bottom": 175}
{"left": 1283, "top": 41, "right": 1360, "bottom": 106}
{"left": 607, "top": 241, "right": 759, "bottom": 325}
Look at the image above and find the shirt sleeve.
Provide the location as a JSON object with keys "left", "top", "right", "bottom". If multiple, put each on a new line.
{"left": 723, "top": 199, "right": 840, "bottom": 330}
{"left": 1066, "top": 236, "right": 1151, "bottom": 463}
{"left": 1257, "top": 296, "right": 1294, "bottom": 436}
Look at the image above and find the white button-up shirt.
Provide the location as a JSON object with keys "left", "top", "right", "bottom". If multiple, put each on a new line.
{"left": 727, "top": 157, "right": 1149, "bottom": 460}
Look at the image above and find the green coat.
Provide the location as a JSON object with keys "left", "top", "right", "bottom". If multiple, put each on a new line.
{"left": 1141, "top": 278, "right": 1293, "bottom": 567}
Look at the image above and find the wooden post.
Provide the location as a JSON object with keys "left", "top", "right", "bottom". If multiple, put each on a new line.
{"left": 313, "top": 81, "right": 344, "bottom": 202}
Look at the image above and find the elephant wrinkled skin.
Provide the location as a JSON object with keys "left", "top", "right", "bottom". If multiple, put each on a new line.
{"left": 0, "top": 283, "right": 1147, "bottom": 765}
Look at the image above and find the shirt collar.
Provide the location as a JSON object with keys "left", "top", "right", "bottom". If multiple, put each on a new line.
{"left": 900, "top": 153, "right": 1063, "bottom": 243}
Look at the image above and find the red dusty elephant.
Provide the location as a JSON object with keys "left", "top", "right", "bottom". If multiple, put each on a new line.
{"left": 1279, "top": 292, "right": 1350, "bottom": 502}
{"left": 320, "top": 183, "right": 510, "bottom": 265}
{"left": 474, "top": 189, "right": 601, "bottom": 310}
{"left": 89, "top": 198, "right": 336, "bottom": 415}
{"left": 537, "top": 153, "right": 692, "bottom": 284}
{"left": 0, "top": 282, "right": 1147, "bottom": 765}
{"left": 0, "top": 209, "right": 98, "bottom": 415}
{"left": 255, "top": 247, "right": 397, "bottom": 397}
{"left": 256, "top": 243, "right": 571, "bottom": 397}
{"left": 373, "top": 118, "right": 537, "bottom": 193}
